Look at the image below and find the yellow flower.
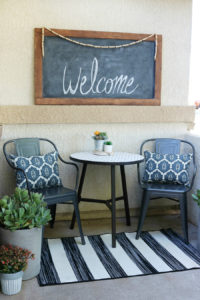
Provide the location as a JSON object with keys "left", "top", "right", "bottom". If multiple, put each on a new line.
{"left": 94, "top": 131, "right": 100, "bottom": 136}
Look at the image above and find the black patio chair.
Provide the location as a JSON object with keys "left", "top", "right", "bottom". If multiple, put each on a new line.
{"left": 3, "top": 138, "right": 85, "bottom": 245}
{"left": 136, "top": 138, "right": 196, "bottom": 244}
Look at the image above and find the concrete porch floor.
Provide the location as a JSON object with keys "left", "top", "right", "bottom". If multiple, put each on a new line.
{"left": 1, "top": 215, "right": 200, "bottom": 300}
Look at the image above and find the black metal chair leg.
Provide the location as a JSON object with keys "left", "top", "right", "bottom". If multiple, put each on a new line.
{"left": 120, "top": 165, "right": 131, "bottom": 226}
{"left": 70, "top": 211, "right": 76, "bottom": 230}
{"left": 49, "top": 204, "right": 57, "bottom": 228}
{"left": 180, "top": 193, "right": 189, "bottom": 244}
{"left": 70, "top": 163, "right": 87, "bottom": 229}
{"left": 111, "top": 165, "right": 116, "bottom": 248}
{"left": 136, "top": 190, "right": 150, "bottom": 239}
{"left": 73, "top": 196, "right": 85, "bottom": 245}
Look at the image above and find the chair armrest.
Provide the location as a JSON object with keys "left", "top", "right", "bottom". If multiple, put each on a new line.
{"left": 188, "top": 165, "right": 197, "bottom": 192}
{"left": 3, "top": 142, "right": 31, "bottom": 194}
{"left": 4, "top": 159, "right": 32, "bottom": 194}
{"left": 58, "top": 154, "right": 79, "bottom": 191}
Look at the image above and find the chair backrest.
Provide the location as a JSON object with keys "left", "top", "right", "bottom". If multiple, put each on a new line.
{"left": 14, "top": 138, "right": 40, "bottom": 157}
{"left": 155, "top": 138, "right": 180, "bottom": 154}
{"left": 138, "top": 138, "right": 196, "bottom": 190}
{"left": 3, "top": 138, "right": 59, "bottom": 170}
{"left": 3, "top": 138, "right": 62, "bottom": 192}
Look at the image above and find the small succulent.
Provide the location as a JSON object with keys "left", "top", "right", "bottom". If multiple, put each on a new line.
{"left": 93, "top": 131, "right": 108, "bottom": 140}
{"left": 0, "top": 188, "right": 51, "bottom": 231}
{"left": 104, "top": 141, "right": 112, "bottom": 145}
{"left": 192, "top": 189, "right": 200, "bottom": 206}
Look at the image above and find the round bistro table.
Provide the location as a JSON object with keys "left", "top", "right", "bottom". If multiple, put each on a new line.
{"left": 70, "top": 151, "right": 144, "bottom": 247}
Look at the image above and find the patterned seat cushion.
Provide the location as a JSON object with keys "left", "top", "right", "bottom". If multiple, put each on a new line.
{"left": 143, "top": 151, "right": 192, "bottom": 186}
{"left": 10, "top": 151, "right": 62, "bottom": 190}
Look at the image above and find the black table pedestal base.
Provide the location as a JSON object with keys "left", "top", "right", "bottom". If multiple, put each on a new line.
{"left": 70, "top": 163, "right": 131, "bottom": 248}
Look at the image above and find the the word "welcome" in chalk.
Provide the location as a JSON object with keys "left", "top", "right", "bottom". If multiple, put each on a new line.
{"left": 63, "top": 57, "right": 139, "bottom": 96}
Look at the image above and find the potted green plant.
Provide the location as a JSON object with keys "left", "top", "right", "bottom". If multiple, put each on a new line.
{"left": 92, "top": 131, "right": 108, "bottom": 151}
{"left": 104, "top": 141, "right": 113, "bottom": 153}
{"left": 0, "top": 188, "right": 51, "bottom": 280}
{"left": 0, "top": 244, "right": 34, "bottom": 295}
{"left": 192, "top": 189, "right": 200, "bottom": 250}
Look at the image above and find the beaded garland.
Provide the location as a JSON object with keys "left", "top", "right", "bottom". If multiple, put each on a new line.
{"left": 42, "top": 27, "right": 158, "bottom": 61}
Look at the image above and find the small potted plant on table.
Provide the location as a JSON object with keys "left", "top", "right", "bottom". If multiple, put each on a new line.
{"left": 0, "top": 188, "right": 51, "bottom": 280}
{"left": 92, "top": 131, "right": 108, "bottom": 151}
{"left": 104, "top": 141, "right": 113, "bottom": 154}
{"left": 0, "top": 244, "right": 34, "bottom": 295}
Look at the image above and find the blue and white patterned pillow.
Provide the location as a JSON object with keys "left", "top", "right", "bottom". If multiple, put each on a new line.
{"left": 143, "top": 151, "right": 192, "bottom": 186}
{"left": 10, "top": 151, "right": 62, "bottom": 190}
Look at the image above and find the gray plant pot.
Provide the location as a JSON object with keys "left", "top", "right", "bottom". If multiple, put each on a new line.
{"left": 197, "top": 211, "right": 200, "bottom": 251}
{"left": 94, "top": 140, "right": 104, "bottom": 151}
{"left": 0, "top": 227, "right": 43, "bottom": 280}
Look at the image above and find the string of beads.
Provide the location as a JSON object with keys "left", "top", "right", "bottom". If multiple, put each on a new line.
{"left": 42, "top": 27, "right": 157, "bottom": 60}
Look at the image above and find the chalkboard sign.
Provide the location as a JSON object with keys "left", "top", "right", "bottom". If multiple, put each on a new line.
{"left": 34, "top": 28, "right": 162, "bottom": 105}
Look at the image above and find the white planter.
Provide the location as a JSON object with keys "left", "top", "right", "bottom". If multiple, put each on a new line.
{"left": 94, "top": 140, "right": 105, "bottom": 151}
{"left": 0, "top": 227, "right": 42, "bottom": 280}
{"left": 104, "top": 144, "right": 113, "bottom": 153}
{"left": 0, "top": 271, "right": 23, "bottom": 295}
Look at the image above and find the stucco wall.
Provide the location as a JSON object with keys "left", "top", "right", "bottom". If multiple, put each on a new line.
{"left": 0, "top": 0, "right": 194, "bottom": 218}
{"left": 0, "top": 0, "right": 192, "bottom": 106}
{"left": 0, "top": 123, "right": 188, "bottom": 217}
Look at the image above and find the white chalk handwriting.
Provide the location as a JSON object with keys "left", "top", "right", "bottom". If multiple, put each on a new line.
{"left": 63, "top": 57, "right": 139, "bottom": 96}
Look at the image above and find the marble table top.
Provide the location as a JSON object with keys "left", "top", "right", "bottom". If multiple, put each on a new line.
{"left": 70, "top": 151, "right": 144, "bottom": 165}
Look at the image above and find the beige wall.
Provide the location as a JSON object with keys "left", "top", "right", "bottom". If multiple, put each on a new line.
{"left": 0, "top": 0, "right": 192, "bottom": 106}
{"left": 0, "top": 0, "right": 194, "bottom": 218}
{"left": 0, "top": 123, "right": 188, "bottom": 216}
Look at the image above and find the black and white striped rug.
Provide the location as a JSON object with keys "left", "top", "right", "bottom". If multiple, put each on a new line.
{"left": 37, "top": 229, "right": 200, "bottom": 286}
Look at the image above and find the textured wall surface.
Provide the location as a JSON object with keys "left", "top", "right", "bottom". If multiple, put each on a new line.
{"left": 0, "top": 106, "right": 195, "bottom": 125}
{"left": 0, "top": 0, "right": 192, "bottom": 106}
{"left": 0, "top": 0, "right": 194, "bottom": 217}
{"left": 1, "top": 123, "right": 187, "bottom": 215}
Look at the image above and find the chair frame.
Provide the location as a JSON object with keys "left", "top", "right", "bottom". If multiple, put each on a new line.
{"left": 136, "top": 138, "right": 197, "bottom": 244}
{"left": 3, "top": 138, "right": 85, "bottom": 245}
{"left": 3, "top": 138, "right": 79, "bottom": 191}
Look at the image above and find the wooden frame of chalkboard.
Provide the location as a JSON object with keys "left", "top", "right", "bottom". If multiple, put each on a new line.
{"left": 34, "top": 28, "right": 162, "bottom": 105}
